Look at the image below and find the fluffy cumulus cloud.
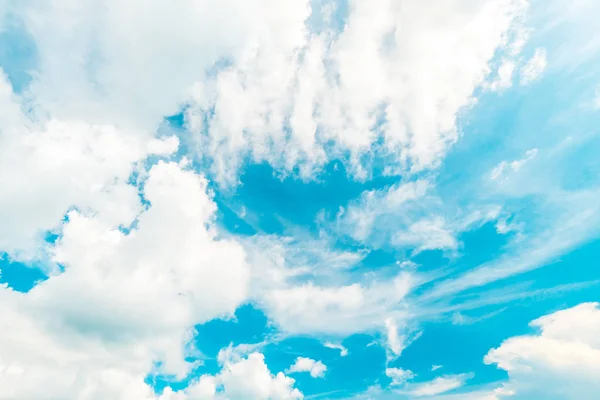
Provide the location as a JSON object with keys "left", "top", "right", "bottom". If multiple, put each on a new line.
{"left": 0, "top": 116, "right": 178, "bottom": 259}
{"left": 483, "top": 303, "right": 600, "bottom": 399}
{"left": 0, "top": 160, "right": 250, "bottom": 397}
{"left": 178, "top": 352, "right": 303, "bottom": 400}
{"left": 286, "top": 357, "right": 328, "bottom": 378}
{"left": 487, "top": 59, "right": 516, "bottom": 91}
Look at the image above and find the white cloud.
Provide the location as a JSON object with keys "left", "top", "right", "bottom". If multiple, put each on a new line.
{"left": 162, "top": 351, "right": 303, "bottom": 399}
{"left": 487, "top": 59, "right": 516, "bottom": 91}
{"left": 431, "top": 365, "right": 443, "bottom": 372}
{"left": 484, "top": 302, "right": 600, "bottom": 399}
{"left": 332, "top": 179, "right": 500, "bottom": 254}
{"left": 385, "top": 318, "right": 407, "bottom": 358}
{"left": 287, "top": 357, "right": 327, "bottom": 378}
{"left": 407, "top": 386, "right": 514, "bottom": 400}
{"left": 11, "top": 0, "right": 285, "bottom": 131}
{"left": 0, "top": 122, "right": 170, "bottom": 259}
{"left": 385, "top": 367, "right": 415, "bottom": 386}
{"left": 0, "top": 70, "right": 177, "bottom": 260}
{"left": 495, "top": 215, "right": 523, "bottom": 236}
{"left": 0, "top": 69, "right": 23, "bottom": 127}
{"left": 262, "top": 272, "right": 414, "bottom": 335}
{"left": 216, "top": 342, "right": 266, "bottom": 366}
{"left": 324, "top": 342, "right": 349, "bottom": 357}
{"left": 185, "top": 352, "right": 303, "bottom": 400}
{"left": 519, "top": 48, "right": 547, "bottom": 85}
{"left": 335, "top": 180, "right": 430, "bottom": 243}
{"left": 235, "top": 233, "right": 419, "bottom": 342}
{"left": 392, "top": 217, "right": 458, "bottom": 254}
{"left": 484, "top": 22, "right": 531, "bottom": 93}
{"left": 243, "top": 233, "right": 421, "bottom": 353}
{"left": 263, "top": 283, "right": 365, "bottom": 335}
{"left": 508, "top": 26, "right": 530, "bottom": 56}
{"left": 186, "top": 0, "right": 529, "bottom": 184}
{"left": 490, "top": 148, "right": 538, "bottom": 181}
{"left": 452, "top": 308, "right": 507, "bottom": 326}
{"left": 0, "top": 161, "right": 251, "bottom": 397}
{"left": 407, "top": 374, "right": 473, "bottom": 397}
{"left": 246, "top": 234, "right": 366, "bottom": 278}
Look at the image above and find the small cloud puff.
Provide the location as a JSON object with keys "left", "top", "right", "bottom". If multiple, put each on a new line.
{"left": 386, "top": 367, "right": 415, "bottom": 386}
{"left": 286, "top": 357, "right": 328, "bottom": 378}
{"left": 520, "top": 48, "right": 547, "bottom": 85}
{"left": 324, "top": 342, "right": 349, "bottom": 357}
{"left": 490, "top": 148, "right": 538, "bottom": 181}
{"left": 407, "top": 373, "right": 473, "bottom": 397}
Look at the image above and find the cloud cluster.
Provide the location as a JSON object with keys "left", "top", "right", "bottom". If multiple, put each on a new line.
{"left": 0, "top": 160, "right": 250, "bottom": 397}
{"left": 331, "top": 178, "right": 501, "bottom": 254}
{"left": 262, "top": 272, "right": 414, "bottom": 336}
{"left": 485, "top": 302, "right": 600, "bottom": 399}
{"left": 186, "top": 0, "right": 529, "bottom": 184}
{"left": 175, "top": 353, "right": 303, "bottom": 400}
{"left": 6, "top": 0, "right": 281, "bottom": 130}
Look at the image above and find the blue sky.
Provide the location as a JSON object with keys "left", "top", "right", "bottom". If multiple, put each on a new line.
{"left": 1, "top": 0, "right": 600, "bottom": 399}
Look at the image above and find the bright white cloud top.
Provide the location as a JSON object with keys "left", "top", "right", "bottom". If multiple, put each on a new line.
{"left": 1, "top": 0, "right": 600, "bottom": 399}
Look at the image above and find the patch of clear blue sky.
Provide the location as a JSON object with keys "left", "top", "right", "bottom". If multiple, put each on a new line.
{"left": 0, "top": 12, "right": 37, "bottom": 93}
{"left": 0, "top": 254, "right": 47, "bottom": 292}
{"left": 307, "top": 0, "right": 349, "bottom": 35}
